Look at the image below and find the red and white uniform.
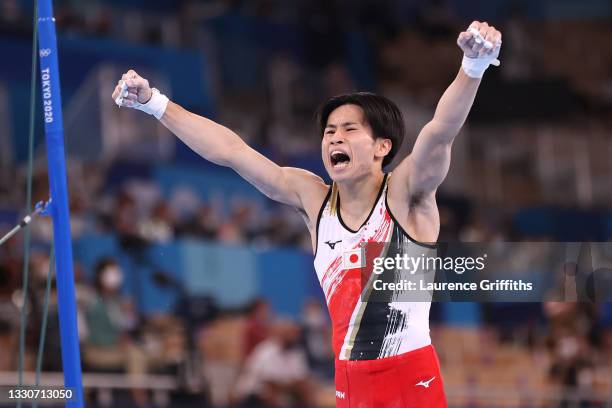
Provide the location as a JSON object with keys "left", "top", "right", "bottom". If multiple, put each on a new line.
{"left": 314, "top": 174, "right": 446, "bottom": 407}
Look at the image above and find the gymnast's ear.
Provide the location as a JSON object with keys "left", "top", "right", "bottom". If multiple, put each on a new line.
{"left": 375, "top": 138, "right": 392, "bottom": 165}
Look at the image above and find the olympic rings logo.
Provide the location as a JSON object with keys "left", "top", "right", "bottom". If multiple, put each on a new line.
{"left": 39, "top": 49, "right": 51, "bottom": 58}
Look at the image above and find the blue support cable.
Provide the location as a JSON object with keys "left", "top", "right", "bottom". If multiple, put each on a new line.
{"left": 36, "top": 0, "right": 84, "bottom": 406}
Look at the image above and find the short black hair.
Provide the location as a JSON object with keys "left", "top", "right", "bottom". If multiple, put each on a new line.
{"left": 316, "top": 92, "right": 405, "bottom": 169}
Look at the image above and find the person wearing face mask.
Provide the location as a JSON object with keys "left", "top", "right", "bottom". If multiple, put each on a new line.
{"left": 84, "top": 258, "right": 136, "bottom": 347}
{"left": 82, "top": 258, "right": 148, "bottom": 406}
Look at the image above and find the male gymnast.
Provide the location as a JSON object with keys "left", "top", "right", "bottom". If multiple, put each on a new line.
{"left": 112, "top": 21, "right": 502, "bottom": 407}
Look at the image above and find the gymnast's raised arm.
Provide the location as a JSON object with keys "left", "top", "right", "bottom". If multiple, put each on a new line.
{"left": 387, "top": 21, "right": 502, "bottom": 243}
{"left": 111, "top": 70, "right": 328, "bottom": 224}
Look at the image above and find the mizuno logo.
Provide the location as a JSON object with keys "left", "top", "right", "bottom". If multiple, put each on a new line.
{"left": 335, "top": 391, "right": 346, "bottom": 399}
{"left": 415, "top": 376, "right": 436, "bottom": 388}
{"left": 325, "top": 240, "right": 342, "bottom": 249}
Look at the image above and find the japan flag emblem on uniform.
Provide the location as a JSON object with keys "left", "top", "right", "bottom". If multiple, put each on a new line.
{"left": 343, "top": 248, "right": 365, "bottom": 269}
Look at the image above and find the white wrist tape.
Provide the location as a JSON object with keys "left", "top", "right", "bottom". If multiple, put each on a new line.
{"left": 461, "top": 27, "right": 501, "bottom": 79}
{"left": 115, "top": 84, "right": 169, "bottom": 120}
{"left": 462, "top": 55, "right": 498, "bottom": 78}
{"left": 132, "top": 88, "right": 169, "bottom": 120}
{"left": 114, "top": 81, "right": 129, "bottom": 106}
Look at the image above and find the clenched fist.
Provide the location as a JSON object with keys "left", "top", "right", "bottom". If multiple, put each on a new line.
{"left": 111, "top": 69, "right": 152, "bottom": 107}
{"left": 457, "top": 21, "right": 502, "bottom": 59}
{"left": 111, "top": 69, "right": 169, "bottom": 119}
{"left": 457, "top": 21, "right": 502, "bottom": 78}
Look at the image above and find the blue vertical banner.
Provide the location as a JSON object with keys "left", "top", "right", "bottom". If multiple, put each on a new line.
{"left": 36, "top": 0, "right": 84, "bottom": 406}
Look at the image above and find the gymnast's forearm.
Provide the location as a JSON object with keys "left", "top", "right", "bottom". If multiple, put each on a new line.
{"left": 429, "top": 69, "right": 481, "bottom": 140}
{"left": 159, "top": 101, "right": 247, "bottom": 167}
{"left": 425, "top": 21, "right": 502, "bottom": 142}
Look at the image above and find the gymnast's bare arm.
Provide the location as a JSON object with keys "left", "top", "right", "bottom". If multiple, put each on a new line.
{"left": 111, "top": 70, "right": 329, "bottom": 241}
{"left": 387, "top": 21, "right": 502, "bottom": 243}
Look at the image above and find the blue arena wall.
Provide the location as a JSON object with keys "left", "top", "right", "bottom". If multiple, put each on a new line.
{"left": 73, "top": 234, "right": 324, "bottom": 318}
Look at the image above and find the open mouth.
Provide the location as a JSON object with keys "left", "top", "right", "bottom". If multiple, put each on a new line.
{"left": 330, "top": 150, "right": 351, "bottom": 169}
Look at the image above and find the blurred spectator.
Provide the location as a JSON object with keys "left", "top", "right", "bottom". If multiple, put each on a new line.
{"left": 234, "top": 318, "right": 313, "bottom": 407}
{"left": 169, "top": 185, "right": 201, "bottom": 225}
{"left": 139, "top": 200, "right": 176, "bottom": 243}
{"left": 73, "top": 262, "right": 95, "bottom": 343}
{"left": 198, "top": 312, "right": 246, "bottom": 407}
{"left": 243, "top": 298, "right": 272, "bottom": 358}
{"left": 69, "top": 193, "right": 94, "bottom": 240}
{"left": 179, "top": 202, "right": 220, "bottom": 239}
{"left": 141, "top": 314, "right": 186, "bottom": 374}
{"left": 218, "top": 200, "right": 259, "bottom": 244}
{"left": 81, "top": 257, "right": 186, "bottom": 400}
{"left": 544, "top": 301, "right": 602, "bottom": 406}
{"left": 82, "top": 258, "right": 137, "bottom": 344}
{"left": 0, "top": 0, "right": 28, "bottom": 36}
{"left": 301, "top": 299, "right": 333, "bottom": 379}
{"left": 81, "top": 258, "right": 148, "bottom": 405}
{"left": 25, "top": 250, "right": 73, "bottom": 372}
{"left": 112, "top": 190, "right": 152, "bottom": 264}
{"left": 113, "top": 189, "right": 142, "bottom": 239}
{"left": 0, "top": 262, "right": 19, "bottom": 370}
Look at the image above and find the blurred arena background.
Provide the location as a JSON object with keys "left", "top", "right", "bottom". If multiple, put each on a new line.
{"left": 1, "top": 0, "right": 611, "bottom": 407}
